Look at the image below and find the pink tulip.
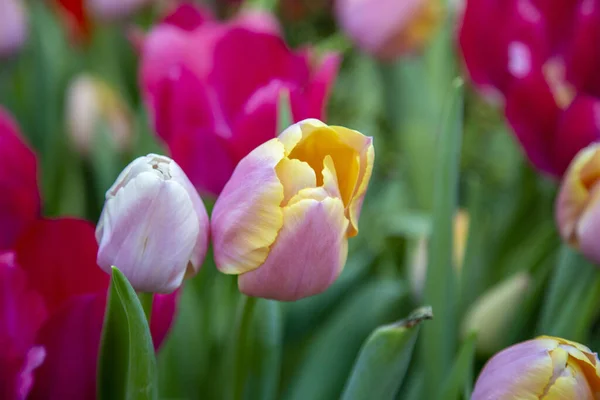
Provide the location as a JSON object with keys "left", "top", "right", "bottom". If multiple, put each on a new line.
{"left": 0, "top": 107, "right": 40, "bottom": 250}
{"left": 472, "top": 336, "right": 600, "bottom": 399}
{"left": 459, "top": 0, "right": 600, "bottom": 177}
{"left": 0, "top": 252, "right": 46, "bottom": 400}
{"left": 212, "top": 119, "right": 374, "bottom": 301}
{"left": 139, "top": 3, "right": 340, "bottom": 196}
{"left": 335, "top": 0, "right": 443, "bottom": 60}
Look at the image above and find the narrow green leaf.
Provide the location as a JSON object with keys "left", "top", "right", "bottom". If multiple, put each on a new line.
{"left": 227, "top": 295, "right": 258, "bottom": 400}
{"left": 341, "top": 307, "right": 432, "bottom": 400}
{"left": 421, "top": 78, "right": 464, "bottom": 398}
{"left": 284, "top": 280, "right": 408, "bottom": 400}
{"left": 98, "top": 267, "right": 158, "bottom": 400}
{"left": 277, "top": 89, "right": 293, "bottom": 133}
{"left": 438, "top": 333, "right": 477, "bottom": 400}
{"left": 246, "top": 299, "right": 283, "bottom": 400}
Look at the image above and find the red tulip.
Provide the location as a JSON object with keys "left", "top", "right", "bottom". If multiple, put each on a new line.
{"left": 0, "top": 107, "right": 40, "bottom": 251}
{"left": 459, "top": 0, "right": 600, "bottom": 177}
{"left": 140, "top": 3, "right": 340, "bottom": 196}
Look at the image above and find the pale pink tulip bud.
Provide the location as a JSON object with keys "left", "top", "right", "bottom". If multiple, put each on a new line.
{"left": 96, "top": 154, "right": 209, "bottom": 293}
{"left": 65, "top": 74, "right": 132, "bottom": 156}
{"left": 212, "top": 119, "right": 374, "bottom": 301}
{"left": 0, "top": 0, "right": 27, "bottom": 58}
{"left": 472, "top": 336, "right": 600, "bottom": 399}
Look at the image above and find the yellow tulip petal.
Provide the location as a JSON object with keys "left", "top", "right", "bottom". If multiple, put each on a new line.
{"left": 544, "top": 361, "right": 595, "bottom": 400}
{"left": 278, "top": 118, "right": 328, "bottom": 155}
{"left": 275, "top": 158, "right": 317, "bottom": 205}
{"left": 211, "top": 139, "right": 285, "bottom": 274}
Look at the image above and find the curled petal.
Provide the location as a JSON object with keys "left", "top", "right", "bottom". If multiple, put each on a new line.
{"left": 211, "top": 139, "right": 285, "bottom": 274}
{"left": 238, "top": 197, "right": 349, "bottom": 301}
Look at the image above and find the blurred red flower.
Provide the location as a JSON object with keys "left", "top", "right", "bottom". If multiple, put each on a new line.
{"left": 139, "top": 3, "right": 340, "bottom": 196}
{"left": 0, "top": 107, "right": 178, "bottom": 400}
{"left": 459, "top": 0, "right": 600, "bottom": 177}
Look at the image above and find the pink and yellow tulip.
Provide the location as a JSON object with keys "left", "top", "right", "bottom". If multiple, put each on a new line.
{"left": 472, "top": 336, "right": 600, "bottom": 399}
{"left": 212, "top": 119, "right": 374, "bottom": 301}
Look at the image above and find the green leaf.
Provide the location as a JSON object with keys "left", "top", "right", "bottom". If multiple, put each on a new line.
{"left": 421, "top": 78, "right": 464, "bottom": 398}
{"left": 277, "top": 89, "right": 293, "bottom": 133}
{"left": 98, "top": 267, "right": 158, "bottom": 400}
{"left": 284, "top": 279, "right": 408, "bottom": 400}
{"left": 340, "top": 307, "right": 432, "bottom": 400}
{"left": 438, "top": 333, "right": 477, "bottom": 400}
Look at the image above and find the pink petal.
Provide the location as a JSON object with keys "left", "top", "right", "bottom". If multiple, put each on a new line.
{"left": 238, "top": 197, "right": 349, "bottom": 301}
{"left": 160, "top": 2, "right": 213, "bottom": 31}
{"left": 552, "top": 95, "right": 600, "bottom": 176}
{"left": 504, "top": 69, "right": 561, "bottom": 175}
{"left": 208, "top": 27, "right": 310, "bottom": 120}
{"left": 14, "top": 218, "right": 109, "bottom": 315}
{"left": 0, "top": 252, "right": 47, "bottom": 400}
{"left": 0, "top": 107, "right": 40, "bottom": 250}
{"left": 564, "top": 0, "right": 600, "bottom": 96}
{"left": 304, "top": 51, "right": 340, "bottom": 119}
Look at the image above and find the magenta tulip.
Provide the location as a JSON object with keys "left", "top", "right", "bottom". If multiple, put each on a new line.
{"left": 459, "top": 0, "right": 600, "bottom": 177}
{"left": 139, "top": 3, "right": 339, "bottom": 196}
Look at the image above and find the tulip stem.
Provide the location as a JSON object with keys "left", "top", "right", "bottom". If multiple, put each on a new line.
{"left": 138, "top": 292, "right": 154, "bottom": 324}
{"left": 231, "top": 295, "right": 258, "bottom": 400}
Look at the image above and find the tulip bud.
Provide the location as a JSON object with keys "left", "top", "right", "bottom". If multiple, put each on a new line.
{"left": 462, "top": 272, "right": 530, "bottom": 355}
{"left": 86, "top": 0, "right": 152, "bottom": 20}
{"left": 65, "top": 74, "right": 133, "bottom": 157}
{"left": 335, "top": 0, "right": 444, "bottom": 60}
{"left": 96, "top": 154, "right": 209, "bottom": 293}
{"left": 472, "top": 336, "right": 600, "bottom": 399}
{"left": 0, "top": 0, "right": 27, "bottom": 58}
{"left": 211, "top": 119, "right": 374, "bottom": 301}
{"left": 556, "top": 143, "right": 600, "bottom": 264}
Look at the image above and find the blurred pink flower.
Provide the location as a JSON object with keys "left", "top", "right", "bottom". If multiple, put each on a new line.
{"left": 335, "top": 0, "right": 443, "bottom": 60}
{"left": 0, "top": 0, "right": 28, "bottom": 58}
{"left": 0, "top": 107, "right": 40, "bottom": 251}
{"left": 139, "top": 3, "right": 340, "bottom": 196}
{"left": 459, "top": 0, "right": 600, "bottom": 177}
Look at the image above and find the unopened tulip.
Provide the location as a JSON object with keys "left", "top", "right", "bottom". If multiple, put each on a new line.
{"left": 140, "top": 3, "right": 339, "bottom": 196}
{"left": 212, "top": 119, "right": 374, "bottom": 301}
{"left": 472, "top": 336, "right": 600, "bottom": 399}
{"left": 96, "top": 154, "right": 209, "bottom": 293}
{"left": 0, "top": 0, "right": 27, "bottom": 58}
{"left": 66, "top": 74, "right": 132, "bottom": 156}
{"left": 556, "top": 143, "right": 600, "bottom": 263}
{"left": 460, "top": 0, "right": 600, "bottom": 177}
{"left": 0, "top": 107, "right": 40, "bottom": 250}
{"left": 462, "top": 272, "right": 530, "bottom": 355}
{"left": 335, "top": 0, "right": 443, "bottom": 60}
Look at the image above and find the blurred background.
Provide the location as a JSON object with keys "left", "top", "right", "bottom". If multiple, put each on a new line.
{"left": 3, "top": 0, "right": 599, "bottom": 399}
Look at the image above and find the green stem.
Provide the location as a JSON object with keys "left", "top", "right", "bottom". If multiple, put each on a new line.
{"left": 231, "top": 295, "right": 258, "bottom": 400}
{"left": 138, "top": 292, "right": 154, "bottom": 324}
